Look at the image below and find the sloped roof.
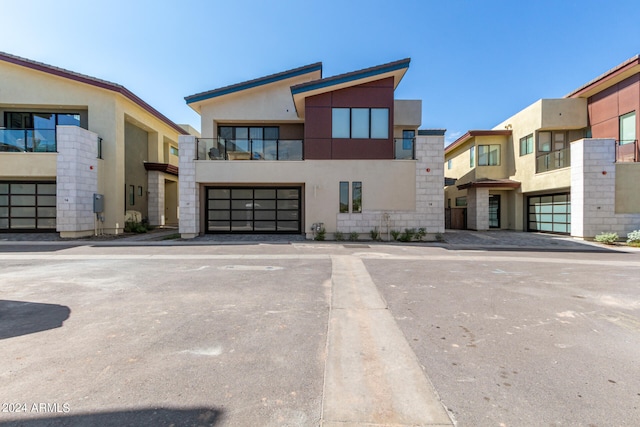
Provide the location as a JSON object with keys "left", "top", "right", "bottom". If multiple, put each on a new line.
{"left": 445, "top": 130, "right": 512, "bottom": 154}
{"left": 565, "top": 54, "right": 640, "bottom": 99}
{"left": 0, "top": 51, "right": 187, "bottom": 135}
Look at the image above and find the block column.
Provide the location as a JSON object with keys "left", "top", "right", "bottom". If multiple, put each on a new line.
{"left": 147, "top": 171, "right": 165, "bottom": 226}
{"left": 178, "top": 135, "right": 200, "bottom": 238}
{"left": 467, "top": 187, "right": 489, "bottom": 231}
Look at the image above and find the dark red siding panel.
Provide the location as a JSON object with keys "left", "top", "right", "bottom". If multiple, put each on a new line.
{"left": 305, "top": 106, "right": 331, "bottom": 139}
{"left": 589, "top": 85, "right": 619, "bottom": 127}
{"left": 617, "top": 74, "right": 640, "bottom": 116}
{"left": 305, "top": 92, "right": 332, "bottom": 107}
{"left": 331, "top": 140, "right": 392, "bottom": 159}
{"left": 332, "top": 87, "right": 394, "bottom": 108}
{"left": 587, "top": 74, "right": 640, "bottom": 139}
{"left": 591, "top": 117, "right": 618, "bottom": 139}
{"left": 305, "top": 138, "right": 332, "bottom": 159}
{"left": 358, "top": 77, "right": 394, "bottom": 88}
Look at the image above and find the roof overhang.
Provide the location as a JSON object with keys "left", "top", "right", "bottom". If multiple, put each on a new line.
{"left": 0, "top": 51, "right": 188, "bottom": 135}
{"left": 457, "top": 178, "right": 520, "bottom": 190}
{"left": 184, "top": 62, "right": 323, "bottom": 111}
{"left": 566, "top": 54, "right": 640, "bottom": 99}
{"left": 445, "top": 130, "right": 512, "bottom": 154}
{"left": 144, "top": 162, "right": 178, "bottom": 177}
{"left": 290, "top": 58, "right": 410, "bottom": 118}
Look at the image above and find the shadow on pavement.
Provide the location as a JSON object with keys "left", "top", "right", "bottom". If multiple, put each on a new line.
{"left": 0, "top": 407, "right": 223, "bottom": 427}
{"left": 0, "top": 300, "right": 70, "bottom": 340}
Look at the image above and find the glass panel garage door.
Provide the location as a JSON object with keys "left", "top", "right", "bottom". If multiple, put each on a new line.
{"left": 528, "top": 193, "right": 570, "bottom": 234}
{"left": 206, "top": 186, "right": 301, "bottom": 233}
{"left": 0, "top": 182, "right": 57, "bottom": 232}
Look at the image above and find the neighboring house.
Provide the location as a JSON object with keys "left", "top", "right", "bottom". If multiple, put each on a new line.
{"left": 0, "top": 52, "right": 189, "bottom": 237}
{"left": 444, "top": 54, "right": 640, "bottom": 238}
{"left": 179, "top": 59, "right": 445, "bottom": 239}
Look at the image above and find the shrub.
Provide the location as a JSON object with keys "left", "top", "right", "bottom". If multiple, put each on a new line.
{"left": 416, "top": 227, "right": 427, "bottom": 241}
{"left": 124, "top": 221, "right": 148, "bottom": 233}
{"left": 349, "top": 232, "right": 359, "bottom": 241}
{"left": 369, "top": 227, "right": 381, "bottom": 241}
{"left": 390, "top": 230, "right": 400, "bottom": 241}
{"left": 398, "top": 228, "right": 416, "bottom": 242}
{"left": 334, "top": 231, "right": 345, "bottom": 241}
{"left": 594, "top": 232, "right": 618, "bottom": 245}
{"left": 627, "top": 230, "right": 640, "bottom": 244}
{"left": 314, "top": 227, "right": 326, "bottom": 241}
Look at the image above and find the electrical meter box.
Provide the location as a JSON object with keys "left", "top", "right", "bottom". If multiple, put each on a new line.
{"left": 93, "top": 194, "right": 104, "bottom": 213}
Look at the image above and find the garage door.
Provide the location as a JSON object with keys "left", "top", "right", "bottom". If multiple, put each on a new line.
{"left": 206, "top": 187, "right": 301, "bottom": 233}
{"left": 0, "top": 182, "right": 57, "bottom": 232}
{"left": 528, "top": 193, "right": 570, "bottom": 234}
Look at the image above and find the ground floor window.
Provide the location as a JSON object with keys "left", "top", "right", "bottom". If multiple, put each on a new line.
{"left": 528, "top": 193, "right": 570, "bottom": 234}
{"left": 0, "top": 181, "right": 56, "bottom": 232}
{"left": 206, "top": 186, "right": 301, "bottom": 233}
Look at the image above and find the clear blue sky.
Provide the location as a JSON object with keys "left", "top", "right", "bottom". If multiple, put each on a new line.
{"left": 1, "top": 0, "right": 639, "bottom": 144}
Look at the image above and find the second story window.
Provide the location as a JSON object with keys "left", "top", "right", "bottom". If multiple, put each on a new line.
{"left": 478, "top": 144, "right": 500, "bottom": 166}
{"left": 470, "top": 146, "right": 475, "bottom": 168}
{"left": 520, "top": 134, "right": 533, "bottom": 156}
{"left": 620, "top": 111, "right": 636, "bottom": 145}
{"left": 331, "top": 108, "right": 389, "bottom": 139}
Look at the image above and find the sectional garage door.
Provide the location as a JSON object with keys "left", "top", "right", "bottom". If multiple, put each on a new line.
{"left": 0, "top": 182, "right": 57, "bottom": 232}
{"left": 527, "top": 193, "right": 570, "bottom": 234}
{"left": 206, "top": 187, "right": 301, "bottom": 233}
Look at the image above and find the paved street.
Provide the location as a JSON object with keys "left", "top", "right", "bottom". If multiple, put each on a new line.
{"left": 0, "top": 233, "right": 639, "bottom": 426}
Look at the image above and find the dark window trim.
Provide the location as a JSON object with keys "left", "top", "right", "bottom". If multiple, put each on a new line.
{"left": 477, "top": 144, "right": 501, "bottom": 166}
{"left": 331, "top": 107, "right": 389, "bottom": 139}
{"left": 0, "top": 181, "right": 57, "bottom": 233}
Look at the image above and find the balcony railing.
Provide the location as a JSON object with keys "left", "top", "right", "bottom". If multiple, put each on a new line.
{"left": 197, "top": 138, "right": 303, "bottom": 160}
{"left": 394, "top": 137, "right": 415, "bottom": 159}
{"left": 0, "top": 128, "right": 57, "bottom": 152}
{"left": 536, "top": 147, "right": 570, "bottom": 173}
{"left": 616, "top": 139, "right": 639, "bottom": 163}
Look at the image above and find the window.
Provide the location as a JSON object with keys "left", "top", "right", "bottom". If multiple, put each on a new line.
{"left": 478, "top": 144, "right": 500, "bottom": 166}
{"left": 97, "top": 137, "right": 103, "bottom": 159}
{"left": 447, "top": 159, "right": 452, "bottom": 170}
{"left": 352, "top": 182, "right": 362, "bottom": 213}
{"left": 339, "top": 181, "right": 363, "bottom": 213}
{"left": 470, "top": 146, "right": 475, "bottom": 168}
{"left": 129, "top": 185, "right": 135, "bottom": 206}
{"left": 5, "top": 112, "right": 81, "bottom": 129}
{"left": 520, "top": 134, "right": 533, "bottom": 156}
{"left": 455, "top": 196, "right": 467, "bottom": 207}
{"left": 339, "top": 182, "right": 349, "bottom": 213}
{"left": 170, "top": 146, "right": 179, "bottom": 156}
{"left": 331, "top": 108, "right": 389, "bottom": 139}
{"left": 138, "top": 186, "right": 143, "bottom": 197}
{"left": 538, "top": 131, "right": 552, "bottom": 152}
{"left": 620, "top": 111, "right": 636, "bottom": 145}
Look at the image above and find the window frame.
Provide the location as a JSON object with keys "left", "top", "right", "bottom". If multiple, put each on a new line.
{"left": 477, "top": 144, "right": 501, "bottom": 166}
{"left": 339, "top": 182, "right": 349, "bottom": 213}
{"left": 352, "top": 181, "right": 362, "bottom": 213}
{"left": 331, "top": 107, "right": 389, "bottom": 139}
{"left": 470, "top": 146, "right": 475, "bottom": 168}
{"left": 520, "top": 134, "right": 533, "bottom": 156}
{"left": 619, "top": 111, "right": 636, "bottom": 145}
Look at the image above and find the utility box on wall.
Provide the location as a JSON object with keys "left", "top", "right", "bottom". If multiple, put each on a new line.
{"left": 93, "top": 194, "right": 104, "bottom": 213}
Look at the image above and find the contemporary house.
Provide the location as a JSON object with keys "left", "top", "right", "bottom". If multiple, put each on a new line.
{"left": 179, "top": 59, "right": 445, "bottom": 239}
{"left": 444, "top": 54, "right": 640, "bottom": 238}
{"left": 0, "top": 52, "right": 188, "bottom": 237}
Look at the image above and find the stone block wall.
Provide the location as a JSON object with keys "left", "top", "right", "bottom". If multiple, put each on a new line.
{"left": 147, "top": 171, "right": 165, "bottom": 226}
{"left": 571, "top": 138, "right": 640, "bottom": 238}
{"left": 56, "top": 126, "right": 99, "bottom": 237}
{"left": 178, "top": 135, "right": 200, "bottom": 238}
{"left": 466, "top": 187, "right": 489, "bottom": 231}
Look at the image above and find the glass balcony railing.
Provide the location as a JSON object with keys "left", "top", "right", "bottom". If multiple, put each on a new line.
{"left": 197, "top": 138, "right": 303, "bottom": 161}
{"left": 394, "top": 138, "right": 415, "bottom": 159}
{"left": 0, "top": 129, "right": 57, "bottom": 152}
{"left": 616, "top": 139, "right": 638, "bottom": 162}
{"left": 536, "top": 147, "right": 570, "bottom": 173}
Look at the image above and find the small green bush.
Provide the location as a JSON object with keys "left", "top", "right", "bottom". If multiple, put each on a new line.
{"left": 334, "top": 231, "right": 344, "bottom": 241}
{"left": 369, "top": 227, "right": 381, "bottom": 241}
{"left": 124, "top": 221, "right": 148, "bottom": 233}
{"left": 314, "top": 227, "right": 326, "bottom": 241}
{"left": 398, "top": 228, "right": 416, "bottom": 242}
{"left": 416, "top": 227, "right": 427, "bottom": 241}
{"left": 594, "top": 232, "right": 618, "bottom": 245}
{"left": 349, "top": 231, "right": 359, "bottom": 241}
{"left": 390, "top": 230, "right": 400, "bottom": 241}
{"left": 627, "top": 230, "right": 640, "bottom": 244}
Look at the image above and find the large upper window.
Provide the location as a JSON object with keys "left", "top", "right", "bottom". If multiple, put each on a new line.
{"left": 470, "top": 146, "right": 475, "bottom": 168}
{"left": 331, "top": 108, "right": 388, "bottom": 139}
{"left": 520, "top": 134, "right": 533, "bottom": 156}
{"left": 478, "top": 144, "right": 500, "bottom": 166}
{"left": 538, "top": 131, "right": 566, "bottom": 153}
{"left": 620, "top": 111, "right": 636, "bottom": 145}
{"left": 5, "top": 112, "right": 80, "bottom": 129}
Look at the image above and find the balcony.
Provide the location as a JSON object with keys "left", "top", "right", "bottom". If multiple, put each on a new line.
{"left": 0, "top": 129, "right": 57, "bottom": 152}
{"left": 197, "top": 138, "right": 303, "bottom": 160}
{"left": 616, "top": 140, "right": 639, "bottom": 162}
{"left": 394, "top": 137, "right": 415, "bottom": 159}
{"left": 536, "top": 147, "right": 570, "bottom": 173}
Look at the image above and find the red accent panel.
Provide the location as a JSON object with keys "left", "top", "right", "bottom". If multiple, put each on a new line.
{"left": 305, "top": 92, "right": 331, "bottom": 106}
{"left": 589, "top": 85, "right": 619, "bottom": 127}
{"left": 331, "top": 140, "right": 392, "bottom": 159}
{"left": 591, "top": 117, "right": 618, "bottom": 139}
{"left": 305, "top": 138, "right": 332, "bottom": 159}
{"left": 617, "top": 74, "right": 640, "bottom": 116}
{"left": 305, "top": 106, "right": 331, "bottom": 139}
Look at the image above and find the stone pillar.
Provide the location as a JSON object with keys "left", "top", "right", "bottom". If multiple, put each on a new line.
{"left": 56, "top": 126, "right": 100, "bottom": 238}
{"left": 178, "top": 135, "right": 200, "bottom": 238}
{"left": 467, "top": 187, "right": 489, "bottom": 231}
{"left": 571, "top": 138, "right": 616, "bottom": 238}
{"left": 147, "top": 171, "right": 165, "bottom": 226}
{"left": 415, "top": 135, "right": 445, "bottom": 233}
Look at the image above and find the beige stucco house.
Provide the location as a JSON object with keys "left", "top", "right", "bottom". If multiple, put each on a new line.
{"left": 444, "top": 55, "right": 640, "bottom": 238}
{"left": 0, "top": 52, "right": 189, "bottom": 237}
{"left": 179, "top": 59, "right": 445, "bottom": 239}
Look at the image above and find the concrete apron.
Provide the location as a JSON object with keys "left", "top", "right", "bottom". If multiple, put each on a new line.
{"left": 322, "top": 255, "right": 453, "bottom": 426}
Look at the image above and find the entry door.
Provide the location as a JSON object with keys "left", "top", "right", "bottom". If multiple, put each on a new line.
{"left": 489, "top": 195, "right": 500, "bottom": 228}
